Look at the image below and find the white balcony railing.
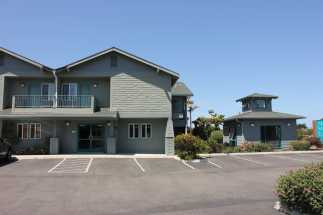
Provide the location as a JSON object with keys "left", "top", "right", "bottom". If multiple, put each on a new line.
{"left": 12, "top": 95, "right": 95, "bottom": 109}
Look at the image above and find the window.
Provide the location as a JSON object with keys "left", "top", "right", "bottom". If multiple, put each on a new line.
{"left": 17, "top": 123, "right": 41, "bottom": 139}
{"left": 41, "top": 83, "right": 55, "bottom": 96}
{"left": 141, "top": 123, "right": 152, "bottom": 138}
{"left": 128, "top": 123, "right": 139, "bottom": 139}
{"left": 128, "top": 123, "right": 151, "bottom": 139}
{"left": 0, "top": 54, "right": 4, "bottom": 66}
{"left": 62, "top": 83, "right": 78, "bottom": 96}
{"left": 111, "top": 54, "right": 118, "bottom": 67}
{"left": 255, "top": 100, "right": 266, "bottom": 109}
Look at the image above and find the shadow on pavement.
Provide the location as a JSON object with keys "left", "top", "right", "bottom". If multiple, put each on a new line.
{"left": 0, "top": 157, "right": 18, "bottom": 167}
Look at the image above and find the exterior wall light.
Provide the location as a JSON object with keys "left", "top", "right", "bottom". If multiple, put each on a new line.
{"left": 106, "top": 122, "right": 111, "bottom": 127}
{"left": 250, "top": 122, "right": 255, "bottom": 127}
{"left": 93, "top": 83, "right": 98, "bottom": 88}
{"left": 65, "top": 121, "right": 71, "bottom": 127}
{"left": 287, "top": 123, "right": 291, "bottom": 127}
{"left": 20, "top": 82, "right": 25, "bottom": 88}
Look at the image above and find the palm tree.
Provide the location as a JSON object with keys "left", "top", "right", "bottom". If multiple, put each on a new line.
{"left": 187, "top": 98, "right": 198, "bottom": 133}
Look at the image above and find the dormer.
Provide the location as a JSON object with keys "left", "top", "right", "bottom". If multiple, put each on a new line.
{"left": 236, "top": 93, "right": 278, "bottom": 112}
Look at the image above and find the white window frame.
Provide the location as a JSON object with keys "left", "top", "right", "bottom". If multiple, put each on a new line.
{"left": 141, "top": 123, "right": 152, "bottom": 139}
{"left": 62, "top": 83, "right": 78, "bottom": 96}
{"left": 128, "top": 123, "right": 140, "bottom": 139}
{"left": 17, "top": 123, "right": 41, "bottom": 140}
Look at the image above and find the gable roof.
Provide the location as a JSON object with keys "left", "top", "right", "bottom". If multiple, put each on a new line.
{"left": 0, "top": 47, "right": 52, "bottom": 71}
{"left": 56, "top": 47, "right": 180, "bottom": 79}
{"left": 172, "top": 82, "right": 193, "bottom": 96}
{"left": 236, "top": 93, "right": 278, "bottom": 102}
{"left": 224, "top": 111, "right": 305, "bottom": 122}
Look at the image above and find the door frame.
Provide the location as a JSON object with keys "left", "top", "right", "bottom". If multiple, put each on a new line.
{"left": 78, "top": 123, "right": 106, "bottom": 153}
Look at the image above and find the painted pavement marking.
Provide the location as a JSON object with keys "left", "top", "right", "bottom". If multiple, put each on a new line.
{"left": 230, "top": 155, "right": 268, "bottom": 166}
{"left": 133, "top": 158, "right": 145, "bottom": 172}
{"left": 207, "top": 160, "right": 223, "bottom": 168}
{"left": 181, "top": 160, "right": 195, "bottom": 170}
{"left": 48, "top": 158, "right": 92, "bottom": 173}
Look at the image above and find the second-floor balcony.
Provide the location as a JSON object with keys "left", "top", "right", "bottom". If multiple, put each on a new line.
{"left": 12, "top": 95, "right": 95, "bottom": 113}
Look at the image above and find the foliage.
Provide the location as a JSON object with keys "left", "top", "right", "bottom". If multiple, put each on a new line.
{"left": 208, "top": 130, "right": 223, "bottom": 144}
{"left": 276, "top": 162, "right": 323, "bottom": 215}
{"left": 239, "top": 142, "right": 272, "bottom": 152}
{"left": 14, "top": 143, "right": 49, "bottom": 155}
{"left": 296, "top": 124, "right": 313, "bottom": 140}
{"left": 223, "top": 146, "right": 241, "bottom": 153}
{"left": 307, "top": 136, "right": 322, "bottom": 148}
{"left": 175, "top": 134, "right": 210, "bottom": 160}
{"left": 288, "top": 141, "right": 311, "bottom": 151}
{"left": 192, "top": 111, "right": 224, "bottom": 140}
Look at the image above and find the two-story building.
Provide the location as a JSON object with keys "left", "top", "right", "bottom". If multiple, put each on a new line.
{"left": 0, "top": 47, "right": 192, "bottom": 155}
{"left": 223, "top": 93, "right": 304, "bottom": 148}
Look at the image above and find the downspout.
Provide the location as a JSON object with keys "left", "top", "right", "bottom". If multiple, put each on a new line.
{"left": 52, "top": 70, "right": 58, "bottom": 109}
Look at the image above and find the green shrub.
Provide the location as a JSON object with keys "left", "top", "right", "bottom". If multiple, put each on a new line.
{"left": 175, "top": 134, "right": 210, "bottom": 160}
{"left": 239, "top": 142, "right": 273, "bottom": 152}
{"left": 209, "top": 143, "right": 224, "bottom": 153}
{"left": 276, "top": 162, "right": 323, "bottom": 214}
{"left": 208, "top": 130, "right": 223, "bottom": 144}
{"left": 223, "top": 146, "right": 241, "bottom": 153}
{"left": 14, "top": 143, "right": 49, "bottom": 155}
{"left": 288, "top": 141, "right": 311, "bottom": 151}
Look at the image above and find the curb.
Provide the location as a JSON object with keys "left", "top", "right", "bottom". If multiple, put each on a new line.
{"left": 199, "top": 150, "right": 323, "bottom": 157}
{"left": 13, "top": 154, "right": 179, "bottom": 160}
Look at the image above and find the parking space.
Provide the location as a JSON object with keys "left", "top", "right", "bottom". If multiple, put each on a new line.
{"left": 88, "top": 158, "right": 143, "bottom": 177}
{"left": 48, "top": 158, "right": 93, "bottom": 174}
{"left": 138, "top": 158, "right": 193, "bottom": 174}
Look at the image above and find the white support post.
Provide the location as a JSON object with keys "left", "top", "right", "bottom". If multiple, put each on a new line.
{"left": 12, "top": 96, "right": 15, "bottom": 111}
{"left": 53, "top": 70, "right": 58, "bottom": 108}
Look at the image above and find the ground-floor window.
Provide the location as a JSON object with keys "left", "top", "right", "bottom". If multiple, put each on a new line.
{"left": 128, "top": 123, "right": 152, "bottom": 139}
{"left": 17, "top": 123, "right": 41, "bottom": 140}
{"left": 141, "top": 123, "right": 152, "bottom": 138}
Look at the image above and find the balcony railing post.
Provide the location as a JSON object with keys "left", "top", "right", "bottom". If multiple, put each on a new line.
{"left": 12, "top": 96, "right": 15, "bottom": 111}
{"left": 91, "top": 96, "right": 95, "bottom": 110}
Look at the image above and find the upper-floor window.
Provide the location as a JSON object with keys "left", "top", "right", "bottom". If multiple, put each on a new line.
{"left": 111, "top": 54, "right": 118, "bottom": 67}
{"left": 172, "top": 98, "right": 185, "bottom": 113}
{"left": 41, "top": 83, "right": 55, "bottom": 96}
{"left": 0, "top": 54, "right": 4, "bottom": 66}
{"left": 242, "top": 102, "right": 250, "bottom": 110}
{"left": 17, "top": 123, "right": 41, "bottom": 140}
{"left": 62, "top": 83, "right": 78, "bottom": 96}
{"left": 255, "top": 100, "right": 266, "bottom": 109}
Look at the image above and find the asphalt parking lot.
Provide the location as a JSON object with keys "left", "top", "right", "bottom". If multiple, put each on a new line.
{"left": 0, "top": 153, "right": 322, "bottom": 215}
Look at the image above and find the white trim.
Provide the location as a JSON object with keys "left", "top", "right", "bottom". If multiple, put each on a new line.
{"left": 64, "top": 47, "right": 180, "bottom": 78}
{"left": 17, "top": 122, "right": 41, "bottom": 140}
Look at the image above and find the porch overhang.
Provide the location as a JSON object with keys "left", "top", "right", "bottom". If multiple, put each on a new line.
{"left": 0, "top": 109, "right": 118, "bottom": 120}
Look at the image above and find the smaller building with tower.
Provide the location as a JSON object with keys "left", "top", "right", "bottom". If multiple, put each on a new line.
{"left": 223, "top": 93, "right": 305, "bottom": 148}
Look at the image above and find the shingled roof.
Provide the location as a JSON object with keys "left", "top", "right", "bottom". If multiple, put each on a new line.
{"left": 236, "top": 93, "right": 278, "bottom": 102}
{"left": 171, "top": 82, "right": 193, "bottom": 96}
{"left": 224, "top": 111, "right": 305, "bottom": 122}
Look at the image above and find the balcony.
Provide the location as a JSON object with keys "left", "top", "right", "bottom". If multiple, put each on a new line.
{"left": 12, "top": 95, "right": 95, "bottom": 113}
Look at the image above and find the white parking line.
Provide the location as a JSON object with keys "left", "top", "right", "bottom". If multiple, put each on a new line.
{"left": 268, "top": 155, "right": 308, "bottom": 163}
{"left": 133, "top": 158, "right": 145, "bottom": 172}
{"left": 181, "top": 160, "right": 195, "bottom": 169}
{"left": 48, "top": 158, "right": 66, "bottom": 173}
{"left": 207, "top": 160, "right": 223, "bottom": 168}
{"left": 230, "top": 155, "right": 267, "bottom": 166}
{"left": 84, "top": 158, "right": 93, "bottom": 173}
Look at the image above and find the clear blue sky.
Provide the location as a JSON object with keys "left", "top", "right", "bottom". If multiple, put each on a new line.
{"left": 1, "top": 0, "right": 322, "bottom": 126}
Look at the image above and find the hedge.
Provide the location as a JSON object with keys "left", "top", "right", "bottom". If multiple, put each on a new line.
{"left": 175, "top": 134, "right": 210, "bottom": 160}
{"left": 276, "top": 162, "right": 323, "bottom": 214}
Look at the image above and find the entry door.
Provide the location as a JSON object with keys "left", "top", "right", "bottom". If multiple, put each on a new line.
{"left": 78, "top": 124, "right": 105, "bottom": 152}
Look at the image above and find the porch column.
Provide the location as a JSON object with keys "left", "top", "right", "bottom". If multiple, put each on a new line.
{"left": 0, "top": 76, "right": 4, "bottom": 111}
{"left": 106, "top": 120, "right": 117, "bottom": 154}
{"left": 165, "top": 118, "right": 175, "bottom": 155}
{"left": 49, "top": 120, "right": 59, "bottom": 154}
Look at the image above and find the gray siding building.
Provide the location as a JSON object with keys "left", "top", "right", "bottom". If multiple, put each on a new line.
{"left": 0, "top": 47, "right": 192, "bottom": 155}
{"left": 223, "top": 93, "right": 304, "bottom": 148}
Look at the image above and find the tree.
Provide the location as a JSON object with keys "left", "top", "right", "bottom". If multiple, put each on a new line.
{"left": 192, "top": 110, "right": 224, "bottom": 140}
{"left": 187, "top": 99, "right": 198, "bottom": 133}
